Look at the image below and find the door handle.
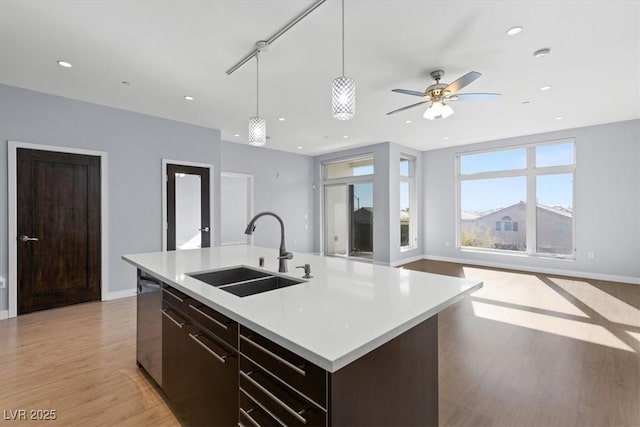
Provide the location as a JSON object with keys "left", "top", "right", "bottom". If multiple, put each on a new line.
{"left": 19, "top": 235, "right": 39, "bottom": 242}
{"left": 199, "top": 226, "right": 210, "bottom": 233}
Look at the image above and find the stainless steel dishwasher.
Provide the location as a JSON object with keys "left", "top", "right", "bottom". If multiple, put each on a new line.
{"left": 136, "top": 269, "right": 163, "bottom": 386}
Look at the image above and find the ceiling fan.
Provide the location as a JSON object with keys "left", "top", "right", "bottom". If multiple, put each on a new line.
{"left": 387, "top": 70, "right": 500, "bottom": 120}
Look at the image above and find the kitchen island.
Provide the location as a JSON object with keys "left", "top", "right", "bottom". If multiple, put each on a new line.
{"left": 124, "top": 245, "right": 482, "bottom": 426}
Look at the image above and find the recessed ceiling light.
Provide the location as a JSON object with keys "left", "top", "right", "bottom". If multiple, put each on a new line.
{"left": 297, "top": 146, "right": 303, "bottom": 149}
{"left": 443, "top": 136, "right": 449, "bottom": 140}
{"left": 506, "top": 26, "right": 523, "bottom": 36}
{"left": 234, "top": 133, "right": 240, "bottom": 137}
{"left": 540, "top": 86, "right": 552, "bottom": 91}
{"left": 121, "top": 81, "right": 131, "bottom": 86}
{"left": 278, "top": 117, "right": 286, "bottom": 121}
{"left": 57, "top": 60, "right": 72, "bottom": 68}
{"left": 405, "top": 120, "right": 412, "bottom": 124}
{"left": 343, "top": 135, "right": 348, "bottom": 139}
{"left": 184, "top": 95, "right": 194, "bottom": 101}
{"left": 533, "top": 48, "right": 551, "bottom": 58}
{"left": 522, "top": 101, "right": 531, "bottom": 105}
{"left": 555, "top": 116, "right": 564, "bottom": 120}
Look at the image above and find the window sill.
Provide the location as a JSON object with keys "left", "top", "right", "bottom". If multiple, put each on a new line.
{"left": 459, "top": 247, "right": 576, "bottom": 261}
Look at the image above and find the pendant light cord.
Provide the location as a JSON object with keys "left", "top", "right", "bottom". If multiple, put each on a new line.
{"left": 256, "top": 53, "right": 260, "bottom": 116}
{"left": 341, "top": 0, "right": 345, "bottom": 77}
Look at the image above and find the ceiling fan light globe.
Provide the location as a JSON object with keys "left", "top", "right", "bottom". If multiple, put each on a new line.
{"left": 248, "top": 116, "right": 267, "bottom": 146}
{"left": 424, "top": 101, "right": 454, "bottom": 120}
{"left": 332, "top": 76, "right": 356, "bottom": 120}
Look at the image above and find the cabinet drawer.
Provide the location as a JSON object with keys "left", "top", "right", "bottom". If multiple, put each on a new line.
{"left": 187, "top": 302, "right": 238, "bottom": 348}
{"left": 240, "top": 326, "right": 327, "bottom": 409}
{"left": 240, "top": 357, "right": 326, "bottom": 427}
{"left": 239, "top": 390, "right": 282, "bottom": 427}
{"left": 162, "top": 285, "right": 191, "bottom": 313}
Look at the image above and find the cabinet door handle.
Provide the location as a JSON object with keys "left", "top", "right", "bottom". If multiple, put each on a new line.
{"left": 163, "top": 288, "right": 184, "bottom": 303}
{"left": 240, "top": 371, "right": 307, "bottom": 424}
{"left": 161, "top": 309, "right": 186, "bottom": 328}
{"left": 240, "top": 335, "right": 306, "bottom": 376}
{"left": 189, "top": 333, "right": 228, "bottom": 364}
{"left": 188, "top": 304, "right": 229, "bottom": 330}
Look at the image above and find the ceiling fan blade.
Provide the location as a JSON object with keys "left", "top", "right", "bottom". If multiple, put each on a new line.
{"left": 449, "top": 93, "right": 501, "bottom": 102}
{"left": 386, "top": 100, "right": 429, "bottom": 115}
{"left": 392, "top": 88, "right": 428, "bottom": 97}
{"left": 444, "top": 71, "right": 482, "bottom": 94}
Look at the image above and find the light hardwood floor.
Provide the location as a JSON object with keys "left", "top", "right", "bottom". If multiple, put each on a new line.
{"left": 0, "top": 262, "right": 638, "bottom": 426}
{"left": 402, "top": 260, "right": 640, "bottom": 427}
{"left": 0, "top": 298, "right": 177, "bottom": 426}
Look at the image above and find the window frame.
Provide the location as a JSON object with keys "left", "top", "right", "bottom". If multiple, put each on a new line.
{"left": 456, "top": 139, "right": 576, "bottom": 259}
{"left": 400, "top": 155, "right": 417, "bottom": 251}
{"left": 321, "top": 154, "right": 375, "bottom": 261}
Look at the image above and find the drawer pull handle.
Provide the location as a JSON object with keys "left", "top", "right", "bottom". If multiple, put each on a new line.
{"left": 188, "top": 304, "right": 229, "bottom": 330}
{"left": 240, "top": 388, "right": 287, "bottom": 427}
{"left": 239, "top": 408, "right": 261, "bottom": 427}
{"left": 240, "top": 335, "right": 306, "bottom": 376}
{"left": 240, "top": 371, "right": 307, "bottom": 424}
{"left": 161, "top": 309, "right": 185, "bottom": 328}
{"left": 189, "top": 333, "right": 228, "bottom": 364}
{"left": 163, "top": 288, "right": 184, "bottom": 303}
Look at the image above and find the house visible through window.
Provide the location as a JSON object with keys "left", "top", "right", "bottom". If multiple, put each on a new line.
{"left": 458, "top": 141, "right": 575, "bottom": 256}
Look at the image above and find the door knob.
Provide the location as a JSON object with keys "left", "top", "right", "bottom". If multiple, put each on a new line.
{"left": 19, "top": 235, "right": 39, "bottom": 242}
{"left": 199, "top": 226, "right": 210, "bottom": 233}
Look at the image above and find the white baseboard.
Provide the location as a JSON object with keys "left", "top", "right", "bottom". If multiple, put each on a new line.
{"left": 422, "top": 254, "right": 640, "bottom": 285}
{"left": 104, "top": 288, "right": 137, "bottom": 301}
{"left": 391, "top": 254, "right": 426, "bottom": 267}
{"left": 0, "top": 310, "right": 8, "bottom": 320}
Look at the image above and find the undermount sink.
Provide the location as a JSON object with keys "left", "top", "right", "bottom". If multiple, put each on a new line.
{"left": 187, "top": 267, "right": 304, "bottom": 297}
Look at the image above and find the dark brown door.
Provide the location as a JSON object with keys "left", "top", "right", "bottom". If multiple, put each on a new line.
{"left": 167, "top": 164, "right": 210, "bottom": 250}
{"left": 17, "top": 149, "right": 101, "bottom": 315}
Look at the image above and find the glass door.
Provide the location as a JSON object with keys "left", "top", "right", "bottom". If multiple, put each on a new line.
{"left": 324, "top": 183, "right": 373, "bottom": 259}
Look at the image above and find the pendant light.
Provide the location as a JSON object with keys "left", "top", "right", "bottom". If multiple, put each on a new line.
{"left": 332, "top": 0, "right": 355, "bottom": 120}
{"left": 248, "top": 46, "right": 266, "bottom": 146}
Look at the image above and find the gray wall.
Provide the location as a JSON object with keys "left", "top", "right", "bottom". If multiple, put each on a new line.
{"left": 0, "top": 84, "right": 223, "bottom": 310}
{"left": 221, "top": 141, "right": 314, "bottom": 254}
{"left": 423, "top": 119, "right": 640, "bottom": 283}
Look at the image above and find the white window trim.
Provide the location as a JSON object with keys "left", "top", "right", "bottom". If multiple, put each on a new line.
{"left": 400, "top": 155, "right": 417, "bottom": 251}
{"left": 456, "top": 139, "right": 576, "bottom": 259}
{"left": 321, "top": 155, "right": 375, "bottom": 261}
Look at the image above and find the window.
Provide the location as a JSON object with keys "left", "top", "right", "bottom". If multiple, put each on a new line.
{"left": 496, "top": 216, "right": 518, "bottom": 232}
{"left": 400, "top": 156, "right": 416, "bottom": 249}
{"left": 323, "top": 156, "right": 374, "bottom": 260}
{"left": 458, "top": 141, "right": 575, "bottom": 256}
{"left": 325, "top": 156, "right": 374, "bottom": 179}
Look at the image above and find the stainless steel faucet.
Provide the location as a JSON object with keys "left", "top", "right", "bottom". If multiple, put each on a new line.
{"left": 244, "top": 211, "right": 293, "bottom": 273}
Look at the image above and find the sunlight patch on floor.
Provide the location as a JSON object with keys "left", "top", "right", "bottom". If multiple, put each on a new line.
{"left": 471, "top": 300, "right": 635, "bottom": 352}
{"left": 626, "top": 331, "right": 640, "bottom": 344}
{"left": 463, "top": 267, "right": 588, "bottom": 317}
{"left": 549, "top": 278, "right": 640, "bottom": 327}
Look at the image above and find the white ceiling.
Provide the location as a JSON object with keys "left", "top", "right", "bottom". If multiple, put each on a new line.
{"left": 1, "top": 1, "right": 639, "bottom": 155}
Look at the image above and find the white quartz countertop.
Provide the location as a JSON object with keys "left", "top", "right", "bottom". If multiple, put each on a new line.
{"left": 123, "top": 245, "right": 482, "bottom": 372}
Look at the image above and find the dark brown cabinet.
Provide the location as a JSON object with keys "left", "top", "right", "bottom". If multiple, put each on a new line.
{"left": 161, "top": 286, "right": 239, "bottom": 427}
{"left": 162, "top": 304, "right": 191, "bottom": 424}
{"left": 143, "top": 281, "right": 438, "bottom": 426}
{"left": 188, "top": 326, "right": 238, "bottom": 426}
{"left": 238, "top": 326, "right": 328, "bottom": 427}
